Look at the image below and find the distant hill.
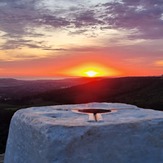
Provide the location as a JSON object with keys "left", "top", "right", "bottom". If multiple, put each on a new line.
{"left": 1, "top": 77, "right": 162, "bottom": 110}
{"left": 22, "top": 76, "right": 163, "bottom": 110}
{"left": 0, "top": 77, "right": 97, "bottom": 99}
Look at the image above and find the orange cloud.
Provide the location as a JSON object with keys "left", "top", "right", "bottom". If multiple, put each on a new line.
{"left": 155, "top": 60, "right": 163, "bottom": 66}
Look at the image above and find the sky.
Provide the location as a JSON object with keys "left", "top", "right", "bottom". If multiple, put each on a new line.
{"left": 0, "top": 0, "right": 163, "bottom": 78}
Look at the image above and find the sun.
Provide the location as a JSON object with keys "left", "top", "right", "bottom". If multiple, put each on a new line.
{"left": 85, "top": 70, "right": 98, "bottom": 77}
{"left": 62, "top": 63, "right": 121, "bottom": 77}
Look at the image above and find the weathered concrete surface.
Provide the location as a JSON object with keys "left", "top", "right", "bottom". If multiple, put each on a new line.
{"left": 4, "top": 103, "right": 163, "bottom": 163}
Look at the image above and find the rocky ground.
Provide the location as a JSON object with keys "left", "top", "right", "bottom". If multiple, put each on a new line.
{"left": 0, "top": 154, "right": 4, "bottom": 163}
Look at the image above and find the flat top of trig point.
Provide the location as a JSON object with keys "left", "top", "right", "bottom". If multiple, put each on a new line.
{"left": 13, "top": 102, "right": 163, "bottom": 127}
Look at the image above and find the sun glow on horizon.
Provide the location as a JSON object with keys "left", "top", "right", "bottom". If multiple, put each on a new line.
{"left": 62, "top": 63, "right": 121, "bottom": 77}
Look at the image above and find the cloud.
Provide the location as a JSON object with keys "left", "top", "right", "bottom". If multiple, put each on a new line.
{"left": 43, "top": 48, "right": 67, "bottom": 51}
{"left": 69, "top": 29, "right": 88, "bottom": 35}
{"left": 0, "top": 68, "right": 4, "bottom": 72}
{"left": 0, "top": 39, "right": 45, "bottom": 50}
{"left": 0, "top": 0, "right": 39, "bottom": 36}
{"left": 0, "top": 51, "right": 42, "bottom": 61}
{"left": 101, "top": 0, "right": 163, "bottom": 39}
{"left": 0, "top": 0, "right": 163, "bottom": 51}
{"left": 0, "top": 38, "right": 69, "bottom": 52}
{"left": 33, "top": 15, "right": 70, "bottom": 28}
{"left": 72, "top": 10, "right": 103, "bottom": 28}
{"left": 155, "top": 60, "right": 163, "bottom": 66}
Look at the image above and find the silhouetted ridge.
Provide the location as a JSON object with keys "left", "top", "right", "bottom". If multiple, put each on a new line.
{"left": 26, "top": 76, "right": 163, "bottom": 110}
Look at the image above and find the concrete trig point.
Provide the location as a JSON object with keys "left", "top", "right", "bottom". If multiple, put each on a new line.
{"left": 4, "top": 103, "right": 163, "bottom": 163}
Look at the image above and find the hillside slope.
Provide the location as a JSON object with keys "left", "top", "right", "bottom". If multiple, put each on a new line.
{"left": 31, "top": 77, "right": 163, "bottom": 110}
